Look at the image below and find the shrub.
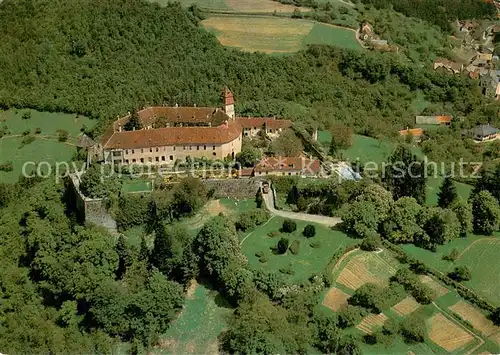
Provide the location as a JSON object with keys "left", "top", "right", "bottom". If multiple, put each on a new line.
{"left": 279, "top": 263, "right": 294, "bottom": 275}
{"left": 255, "top": 251, "right": 264, "bottom": 258}
{"left": 277, "top": 238, "right": 289, "bottom": 254}
{"left": 22, "top": 112, "right": 31, "bottom": 120}
{"left": 22, "top": 129, "right": 30, "bottom": 136}
{"left": 267, "top": 231, "right": 280, "bottom": 238}
{"left": 399, "top": 315, "right": 426, "bottom": 343}
{"left": 236, "top": 209, "right": 269, "bottom": 232}
{"left": 259, "top": 254, "right": 268, "bottom": 263}
{"left": 289, "top": 240, "right": 300, "bottom": 255}
{"left": 338, "top": 305, "right": 366, "bottom": 329}
{"left": 303, "top": 224, "right": 316, "bottom": 238}
{"left": 282, "top": 219, "right": 297, "bottom": 233}
{"left": 442, "top": 248, "right": 459, "bottom": 262}
{"left": 0, "top": 161, "right": 13, "bottom": 172}
{"left": 34, "top": 127, "right": 42, "bottom": 134}
{"left": 296, "top": 196, "right": 308, "bottom": 211}
{"left": 20, "top": 135, "right": 35, "bottom": 146}
{"left": 360, "top": 235, "right": 381, "bottom": 251}
{"left": 411, "top": 283, "right": 435, "bottom": 304}
{"left": 448, "top": 266, "right": 472, "bottom": 282}
{"left": 56, "top": 128, "right": 69, "bottom": 142}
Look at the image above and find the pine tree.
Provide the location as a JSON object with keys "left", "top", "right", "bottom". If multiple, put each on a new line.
{"left": 437, "top": 176, "right": 457, "bottom": 208}
{"left": 139, "top": 236, "right": 149, "bottom": 262}
{"left": 124, "top": 110, "right": 142, "bottom": 131}
{"left": 115, "top": 235, "right": 133, "bottom": 279}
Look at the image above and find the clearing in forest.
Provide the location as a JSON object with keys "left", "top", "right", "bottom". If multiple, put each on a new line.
{"left": 226, "top": 0, "right": 311, "bottom": 13}
{"left": 202, "top": 16, "right": 314, "bottom": 53}
{"left": 428, "top": 313, "right": 474, "bottom": 352}
{"left": 449, "top": 301, "right": 500, "bottom": 338}
{"left": 322, "top": 287, "right": 350, "bottom": 312}
{"left": 419, "top": 275, "right": 449, "bottom": 298}
{"left": 391, "top": 297, "right": 420, "bottom": 316}
{"left": 356, "top": 313, "right": 388, "bottom": 334}
{"left": 335, "top": 250, "right": 398, "bottom": 290}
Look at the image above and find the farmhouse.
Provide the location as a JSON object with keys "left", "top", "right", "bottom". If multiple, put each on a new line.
{"left": 96, "top": 88, "right": 292, "bottom": 165}
{"left": 415, "top": 115, "right": 452, "bottom": 126}
{"left": 399, "top": 128, "right": 424, "bottom": 139}
{"left": 254, "top": 156, "right": 321, "bottom": 177}
{"left": 464, "top": 124, "right": 499, "bottom": 142}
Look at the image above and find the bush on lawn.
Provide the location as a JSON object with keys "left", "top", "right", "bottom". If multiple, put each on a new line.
{"left": 277, "top": 238, "right": 289, "bottom": 254}
{"left": 360, "top": 235, "right": 381, "bottom": 251}
{"left": 448, "top": 266, "right": 472, "bottom": 282}
{"left": 282, "top": 219, "right": 297, "bottom": 233}
{"left": 303, "top": 224, "right": 316, "bottom": 238}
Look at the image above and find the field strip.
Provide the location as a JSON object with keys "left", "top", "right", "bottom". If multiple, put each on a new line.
{"left": 449, "top": 300, "right": 500, "bottom": 337}
{"left": 432, "top": 302, "right": 484, "bottom": 355}
{"left": 330, "top": 248, "right": 359, "bottom": 275}
{"left": 374, "top": 252, "right": 397, "bottom": 274}
{"left": 239, "top": 216, "right": 275, "bottom": 246}
{"left": 322, "top": 287, "right": 350, "bottom": 312}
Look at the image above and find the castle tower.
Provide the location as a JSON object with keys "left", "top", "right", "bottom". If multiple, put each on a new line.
{"left": 222, "top": 87, "right": 235, "bottom": 120}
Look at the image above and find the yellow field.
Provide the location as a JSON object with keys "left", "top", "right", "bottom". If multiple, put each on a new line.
{"left": 322, "top": 287, "right": 350, "bottom": 312}
{"left": 336, "top": 251, "right": 398, "bottom": 290}
{"left": 226, "top": 0, "right": 311, "bottom": 13}
{"left": 202, "top": 16, "right": 314, "bottom": 53}
{"left": 428, "top": 313, "right": 474, "bottom": 352}
{"left": 391, "top": 297, "right": 420, "bottom": 316}
{"left": 356, "top": 313, "right": 388, "bottom": 334}
{"left": 450, "top": 301, "right": 500, "bottom": 339}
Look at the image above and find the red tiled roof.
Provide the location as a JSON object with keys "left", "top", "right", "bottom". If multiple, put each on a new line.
{"left": 255, "top": 156, "right": 321, "bottom": 174}
{"left": 103, "top": 121, "right": 241, "bottom": 149}
{"left": 436, "top": 115, "right": 452, "bottom": 123}
{"left": 399, "top": 128, "right": 424, "bottom": 137}
{"left": 223, "top": 87, "right": 234, "bottom": 105}
{"left": 236, "top": 117, "right": 292, "bottom": 130}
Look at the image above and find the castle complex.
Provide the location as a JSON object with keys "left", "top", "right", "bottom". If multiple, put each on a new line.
{"left": 97, "top": 88, "right": 291, "bottom": 165}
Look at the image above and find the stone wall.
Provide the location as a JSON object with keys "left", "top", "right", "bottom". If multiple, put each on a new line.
{"left": 69, "top": 174, "right": 117, "bottom": 233}
{"left": 203, "top": 178, "right": 262, "bottom": 199}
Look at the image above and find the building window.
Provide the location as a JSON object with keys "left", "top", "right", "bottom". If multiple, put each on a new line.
{"left": 132, "top": 149, "right": 135, "bottom": 154}
{"left": 213, "top": 145, "right": 216, "bottom": 150}
{"left": 269, "top": 129, "right": 273, "bottom": 133}
{"left": 132, "top": 159, "right": 136, "bottom": 163}
{"left": 155, "top": 147, "right": 159, "bottom": 152}
{"left": 169, "top": 155, "right": 174, "bottom": 161}
{"left": 161, "top": 156, "right": 165, "bottom": 161}
{"left": 197, "top": 146, "right": 200, "bottom": 151}
{"left": 125, "top": 159, "right": 129, "bottom": 164}
{"left": 190, "top": 146, "right": 192, "bottom": 150}
{"left": 150, "top": 148, "right": 152, "bottom": 153}
{"left": 184, "top": 146, "right": 186, "bottom": 150}
{"left": 112, "top": 151, "right": 121, "bottom": 157}
{"left": 141, "top": 149, "right": 144, "bottom": 153}
{"left": 204, "top": 145, "right": 207, "bottom": 150}
{"left": 140, "top": 158, "right": 144, "bottom": 163}
{"left": 155, "top": 157, "right": 159, "bottom": 162}
{"left": 125, "top": 150, "right": 129, "bottom": 154}
{"left": 173, "top": 146, "right": 176, "bottom": 151}
{"left": 148, "top": 157, "right": 152, "bottom": 163}
{"left": 213, "top": 152, "right": 216, "bottom": 156}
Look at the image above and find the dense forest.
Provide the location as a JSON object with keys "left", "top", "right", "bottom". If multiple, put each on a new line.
{"left": 358, "top": 0, "right": 497, "bottom": 32}
{"left": 0, "top": 0, "right": 497, "bottom": 140}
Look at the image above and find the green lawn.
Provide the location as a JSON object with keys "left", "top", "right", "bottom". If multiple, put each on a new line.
{"left": 302, "top": 23, "right": 361, "bottom": 50}
{"left": 121, "top": 179, "right": 153, "bottom": 193}
{"left": 402, "top": 233, "right": 500, "bottom": 306}
{"left": 155, "top": 283, "right": 232, "bottom": 354}
{"left": 0, "top": 109, "right": 95, "bottom": 183}
{"left": 241, "top": 217, "right": 356, "bottom": 283}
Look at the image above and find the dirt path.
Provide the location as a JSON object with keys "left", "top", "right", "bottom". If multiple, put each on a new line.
{"left": 262, "top": 183, "right": 342, "bottom": 227}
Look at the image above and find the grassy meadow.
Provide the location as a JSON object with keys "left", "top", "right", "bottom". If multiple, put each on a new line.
{"left": 303, "top": 23, "right": 361, "bottom": 50}
{"left": 0, "top": 109, "right": 95, "bottom": 183}
{"left": 241, "top": 216, "right": 357, "bottom": 283}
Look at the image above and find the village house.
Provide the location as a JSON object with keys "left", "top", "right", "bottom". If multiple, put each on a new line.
{"left": 464, "top": 124, "right": 499, "bottom": 142}
{"left": 253, "top": 156, "right": 321, "bottom": 177}
{"left": 399, "top": 128, "right": 424, "bottom": 141}
{"left": 433, "top": 58, "right": 463, "bottom": 75}
{"left": 95, "top": 88, "right": 291, "bottom": 165}
{"left": 480, "top": 70, "right": 500, "bottom": 99}
{"left": 415, "top": 115, "right": 452, "bottom": 126}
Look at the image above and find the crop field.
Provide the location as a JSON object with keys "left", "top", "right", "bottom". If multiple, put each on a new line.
{"left": 428, "top": 312, "right": 475, "bottom": 352}
{"left": 0, "top": 109, "right": 95, "bottom": 183}
{"left": 149, "top": 0, "right": 230, "bottom": 10}
{"left": 240, "top": 216, "right": 356, "bottom": 283}
{"left": 391, "top": 296, "right": 421, "bottom": 316}
{"left": 419, "top": 275, "right": 449, "bottom": 298}
{"left": 449, "top": 301, "right": 499, "bottom": 339}
{"left": 202, "top": 16, "right": 362, "bottom": 53}
{"left": 155, "top": 282, "right": 232, "bottom": 355}
{"left": 356, "top": 313, "right": 389, "bottom": 334}
{"left": 334, "top": 249, "right": 399, "bottom": 290}
{"left": 322, "top": 287, "right": 350, "bottom": 312}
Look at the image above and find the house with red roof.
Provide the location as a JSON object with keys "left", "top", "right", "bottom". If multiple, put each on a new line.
{"left": 253, "top": 156, "right": 322, "bottom": 177}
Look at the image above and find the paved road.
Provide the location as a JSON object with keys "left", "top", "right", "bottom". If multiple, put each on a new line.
{"left": 262, "top": 184, "right": 342, "bottom": 227}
